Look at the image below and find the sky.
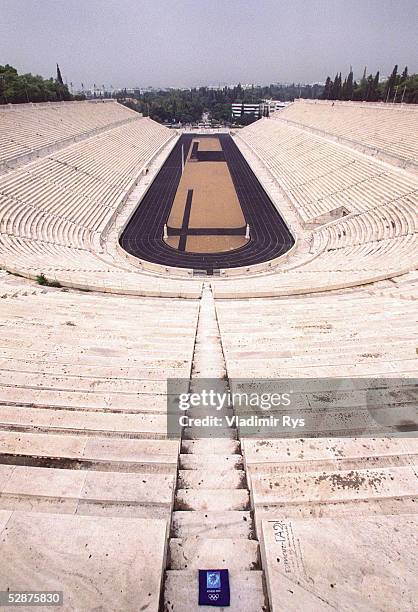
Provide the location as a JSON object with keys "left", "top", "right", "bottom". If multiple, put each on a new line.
{"left": 1, "top": 0, "right": 417, "bottom": 89}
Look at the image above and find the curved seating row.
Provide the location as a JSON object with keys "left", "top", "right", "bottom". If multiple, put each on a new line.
{"left": 0, "top": 112, "right": 206, "bottom": 296}
{"left": 277, "top": 99, "right": 418, "bottom": 170}
{"left": 213, "top": 233, "right": 417, "bottom": 297}
{"left": 224, "top": 117, "right": 418, "bottom": 295}
{"left": 0, "top": 233, "right": 201, "bottom": 297}
{"left": 0, "top": 118, "right": 172, "bottom": 241}
{"left": 0, "top": 100, "right": 138, "bottom": 169}
{"left": 236, "top": 118, "right": 418, "bottom": 224}
{"left": 0, "top": 102, "right": 417, "bottom": 296}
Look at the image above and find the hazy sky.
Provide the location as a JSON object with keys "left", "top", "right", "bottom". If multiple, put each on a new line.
{"left": 1, "top": 0, "right": 417, "bottom": 88}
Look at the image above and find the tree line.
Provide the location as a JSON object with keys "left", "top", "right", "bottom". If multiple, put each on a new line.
{"left": 322, "top": 65, "right": 417, "bottom": 103}
{"left": 2, "top": 61, "right": 416, "bottom": 120}
{"left": 0, "top": 64, "right": 76, "bottom": 104}
{"left": 121, "top": 82, "right": 324, "bottom": 125}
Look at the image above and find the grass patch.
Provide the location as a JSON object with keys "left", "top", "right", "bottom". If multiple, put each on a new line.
{"left": 36, "top": 273, "right": 62, "bottom": 288}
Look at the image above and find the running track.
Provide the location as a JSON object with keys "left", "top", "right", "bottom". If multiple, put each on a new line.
{"left": 119, "top": 134, "right": 294, "bottom": 272}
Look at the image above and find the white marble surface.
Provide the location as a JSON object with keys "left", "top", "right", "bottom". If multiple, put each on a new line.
{"left": 261, "top": 514, "right": 417, "bottom": 611}
{"left": 0, "top": 511, "right": 168, "bottom": 612}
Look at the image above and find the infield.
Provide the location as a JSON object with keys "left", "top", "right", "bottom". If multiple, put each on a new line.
{"left": 120, "top": 133, "right": 294, "bottom": 272}
{"left": 165, "top": 137, "right": 248, "bottom": 253}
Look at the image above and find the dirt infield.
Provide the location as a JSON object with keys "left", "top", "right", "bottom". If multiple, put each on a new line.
{"left": 187, "top": 137, "right": 222, "bottom": 155}
{"left": 186, "top": 235, "right": 247, "bottom": 252}
{"left": 165, "top": 236, "right": 180, "bottom": 249}
{"left": 165, "top": 137, "right": 248, "bottom": 253}
{"left": 167, "top": 164, "right": 245, "bottom": 229}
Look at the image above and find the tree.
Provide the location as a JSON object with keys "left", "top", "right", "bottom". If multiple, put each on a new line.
{"left": 364, "top": 73, "right": 381, "bottom": 101}
{"left": 318, "top": 64, "right": 416, "bottom": 104}
{"left": 0, "top": 64, "right": 72, "bottom": 104}
{"left": 345, "top": 69, "right": 354, "bottom": 100}
{"left": 369, "top": 71, "right": 380, "bottom": 101}
{"left": 322, "top": 76, "right": 332, "bottom": 99}
{"left": 118, "top": 67, "right": 416, "bottom": 126}
{"left": 56, "top": 63, "right": 64, "bottom": 85}
{"left": 331, "top": 73, "right": 342, "bottom": 100}
{"left": 385, "top": 64, "right": 398, "bottom": 101}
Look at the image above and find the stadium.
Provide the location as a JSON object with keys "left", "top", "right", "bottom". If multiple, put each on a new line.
{"left": 1, "top": 0, "right": 418, "bottom": 603}
{"left": 0, "top": 94, "right": 416, "bottom": 611}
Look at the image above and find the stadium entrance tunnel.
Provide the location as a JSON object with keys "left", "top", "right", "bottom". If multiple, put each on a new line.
{"left": 119, "top": 134, "right": 294, "bottom": 272}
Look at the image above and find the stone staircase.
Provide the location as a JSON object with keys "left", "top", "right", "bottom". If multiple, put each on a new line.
{"left": 162, "top": 285, "right": 269, "bottom": 611}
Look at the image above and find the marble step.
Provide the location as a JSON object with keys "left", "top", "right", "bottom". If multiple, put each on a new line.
{"left": 163, "top": 570, "right": 268, "bottom": 612}
{"left": 0, "top": 510, "right": 167, "bottom": 612}
{"left": 250, "top": 465, "right": 418, "bottom": 506}
{"left": 0, "top": 464, "right": 175, "bottom": 518}
{"left": 0, "top": 405, "right": 167, "bottom": 438}
{"left": 260, "top": 515, "right": 416, "bottom": 612}
{"left": 181, "top": 439, "right": 240, "bottom": 454}
{"left": 177, "top": 469, "right": 246, "bottom": 489}
{"left": 174, "top": 489, "right": 250, "bottom": 512}
{"left": 168, "top": 538, "right": 260, "bottom": 570}
{"left": 0, "top": 430, "right": 179, "bottom": 473}
{"left": 182, "top": 427, "right": 237, "bottom": 440}
{"left": 179, "top": 454, "right": 244, "bottom": 470}
{"left": 0, "top": 386, "right": 168, "bottom": 413}
{"left": 171, "top": 511, "right": 255, "bottom": 539}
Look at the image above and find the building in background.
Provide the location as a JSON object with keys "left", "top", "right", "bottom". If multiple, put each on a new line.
{"left": 262, "top": 99, "right": 289, "bottom": 113}
{"left": 231, "top": 99, "right": 289, "bottom": 119}
{"left": 231, "top": 102, "right": 261, "bottom": 118}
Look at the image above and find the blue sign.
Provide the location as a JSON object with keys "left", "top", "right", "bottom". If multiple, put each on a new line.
{"left": 198, "top": 569, "right": 230, "bottom": 606}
